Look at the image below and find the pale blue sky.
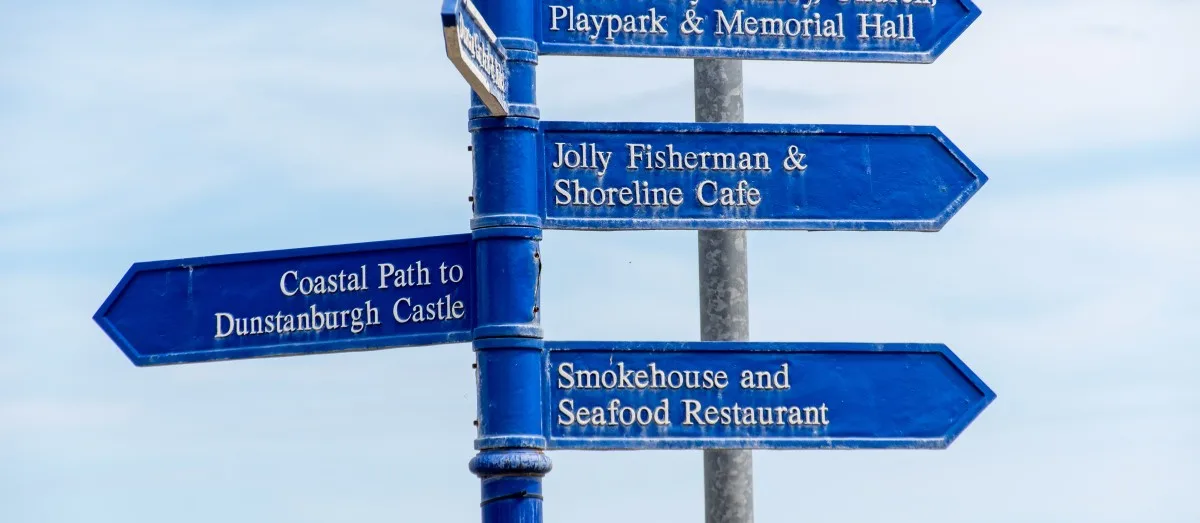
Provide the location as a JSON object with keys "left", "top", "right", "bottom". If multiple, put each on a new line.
{"left": 2, "top": 1, "right": 1198, "bottom": 522}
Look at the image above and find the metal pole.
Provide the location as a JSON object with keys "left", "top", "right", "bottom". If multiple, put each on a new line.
{"left": 695, "top": 58, "right": 754, "bottom": 523}
{"left": 467, "top": 2, "right": 549, "bottom": 523}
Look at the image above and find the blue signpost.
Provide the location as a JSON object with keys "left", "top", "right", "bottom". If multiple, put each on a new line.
{"left": 93, "top": 1, "right": 995, "bottom": 522}
{"left": 540, "top": 121, "right": 987, "bottom": 231}
{"left": 546, "top": 341, "right": 994, "bottom": 450}
{"left": 536, "top": 0, "right": 982, "bottom": 63}
{"left": 94, "top": 235, "right": 474, "bottom": 366}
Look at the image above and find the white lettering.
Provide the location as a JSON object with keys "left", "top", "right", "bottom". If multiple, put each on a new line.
{"left": 392, "top": 294, "right": 467, "bottom": 324}
{"left": 213, "top": 301, "right": 380, "bottom": 340}
{"left": 214, "top": 312, "right": 234, "bottom": 338}
{"left": 280, "top": 270, "right": 298, "bottom": 296}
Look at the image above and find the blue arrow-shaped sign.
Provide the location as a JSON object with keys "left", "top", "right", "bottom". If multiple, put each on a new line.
{"left": 540, "top": 121, "right": 986, "bottom": 231}
{"left": 94, "top": 235, "right": 475, "bottom": 366}
{"left": 536, "top": 0, "right": 981, "bottom": 63}
{"left": 545, "top": 341, "right": 994, "bottom": 450}
{"left": 442, "top": 0, "right": 509, "bottom": 116}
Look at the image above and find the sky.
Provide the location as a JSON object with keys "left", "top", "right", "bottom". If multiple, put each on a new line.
{"left": 1, "top": 0, "right": 1198, "bottom": 522}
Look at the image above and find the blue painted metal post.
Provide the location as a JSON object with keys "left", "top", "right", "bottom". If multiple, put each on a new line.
{"left": 467, "top": 1, "right": 550, "bottom": 522}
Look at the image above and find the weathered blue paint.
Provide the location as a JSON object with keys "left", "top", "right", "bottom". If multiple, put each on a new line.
{"left": 540, "top": 121, "right": 986, "bottom": 231}
{"left": 94, "top": 235, "right": 475, "bottom": 366}
{"left": 442, "top": 0, "right": 510, "bottom": 116}
{"left": 467, "top": 1, "right": 550, "bottom": 523}
{"left": 536, "top": 0, "right": 981, "bottom": 63}
{"left": 544, "top": 341, "right": 994, "bottom": 450}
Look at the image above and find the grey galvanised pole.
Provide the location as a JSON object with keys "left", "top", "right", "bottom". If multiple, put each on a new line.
{"left": 695, "top": 58, "right": 754, "bottom": 523}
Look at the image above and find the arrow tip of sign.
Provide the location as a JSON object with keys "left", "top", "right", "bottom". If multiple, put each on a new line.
{"left": 92, "top": 264, "right": 153, "bottom": 367}
{"left": 94, "top": 260, "right": 201, "bottom": 367}
{"left": 923, "top": 126, "right": 989, "bottom": 232}
{"left": 930, "top": 343, "right": 996, "bottom": 448}
{"left": 924, "top": 0, "right": 984, "bottom": 63}
{"left": 92, "top": 263, "right": 135, "bottom": 330}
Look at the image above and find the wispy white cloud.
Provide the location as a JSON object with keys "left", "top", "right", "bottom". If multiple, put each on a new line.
{"left": 0, "top": 399, "right": 134, "bottom": 434}
{"left": 1, "top": 2, "right": 476, "bottom": 259}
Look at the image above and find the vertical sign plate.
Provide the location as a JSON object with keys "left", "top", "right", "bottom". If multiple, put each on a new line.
{"left": 442, "top": 0, "right": 510, "bottom": 116}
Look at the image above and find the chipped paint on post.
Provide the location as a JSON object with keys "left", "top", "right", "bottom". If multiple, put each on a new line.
{"left": 540, "top": 121, "right": 987, "bottom": 231}
{"left": 536, "top": 0, "right": 981, "bottom": 63}
{"left": 544, "top": 341, "right": 995, "bottom": 450}
{"left": 94, "top": 235, "right": 475, "bottom": 366}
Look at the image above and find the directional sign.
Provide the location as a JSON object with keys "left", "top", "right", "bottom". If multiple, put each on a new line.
{"left": 536, "top": 0, "right": 981, "bottom": 63}
{"left": 540, "top": 121, "right": 986, "bottom": 231}
{"left": 94, "top": 235, "right": 475, "bottom": 366}
{"left": 442, "top": 0, "right": 509, "bottom": 116}
{"left": 545, "top": 341, "right": 994, "bottom": 450}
